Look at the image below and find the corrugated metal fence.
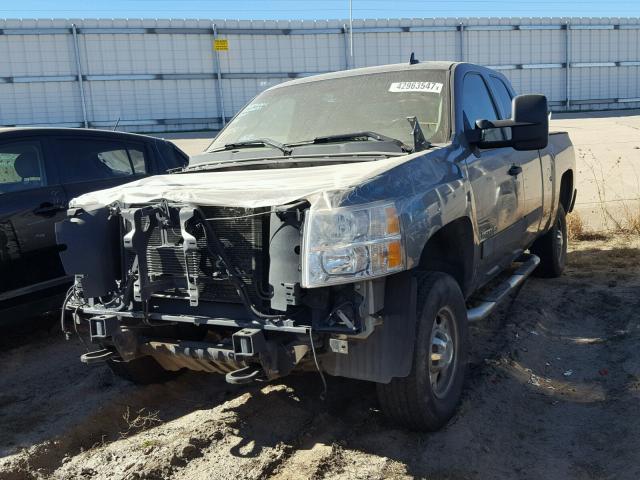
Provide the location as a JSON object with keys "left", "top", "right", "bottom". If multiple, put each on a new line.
{"left": 1, "top": 17, "right": 639, "bottom": 132}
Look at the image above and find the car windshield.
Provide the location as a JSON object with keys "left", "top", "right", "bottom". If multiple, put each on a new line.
{"left": 208, "top": 69, "right": 450, "bottom": 152}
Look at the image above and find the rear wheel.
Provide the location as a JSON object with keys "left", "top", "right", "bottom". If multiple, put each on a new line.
{"left": 531, "top": 204, "right": 567, "bottom": 278}
{"left": 377, "top": 272, "right": 468, "bottom": 431}
{"left": 107, "top": 355, "right": 181, "bottom": 385}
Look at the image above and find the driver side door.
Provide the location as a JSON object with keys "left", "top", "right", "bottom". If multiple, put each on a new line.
{"left": 460, "top": 72, "right": 526, "bottom": 277}
{"left": 487, "top": 75, "right": 547, "bottom": 247}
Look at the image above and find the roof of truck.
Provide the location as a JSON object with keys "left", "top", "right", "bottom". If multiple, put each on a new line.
{"left": 268, "top": 61, "right": 460, "bottom": 90}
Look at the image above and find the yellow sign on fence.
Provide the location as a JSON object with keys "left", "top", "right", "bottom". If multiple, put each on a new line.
{"left": 214, "top": 39, "right": 229, "bottom": 51}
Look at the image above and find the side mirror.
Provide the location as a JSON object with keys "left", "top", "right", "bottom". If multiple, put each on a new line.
{"left": 466, "top": 94, "right": 549, "bottom": 151}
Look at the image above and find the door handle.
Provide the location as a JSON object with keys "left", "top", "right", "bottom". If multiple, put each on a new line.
{"left": 508, "top": 165, "right": 522, "bottom": 176}
{"left": 34, "top": 203, "right": 65, "bottom": 216}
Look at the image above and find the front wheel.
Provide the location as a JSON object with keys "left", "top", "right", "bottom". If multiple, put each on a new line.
{"left": 531, "top": 203, "right": 567, "bottom": 278}
{"left": 376, "top": 272, "right": 468, "bottom": 431}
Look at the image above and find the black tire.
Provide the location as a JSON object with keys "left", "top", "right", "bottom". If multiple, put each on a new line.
{"left": 377, "top": 271, "right": 468, "bottom": 431}
{"left": 107, "top": 355, "right": 181, "bottom": 385}
{"left": 530, "top": 203, "right": 567, "bottom": 278}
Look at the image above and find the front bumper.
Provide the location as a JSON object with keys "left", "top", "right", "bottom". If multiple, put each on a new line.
{"left": 77, "top": 305, "right": 314, "bottom": 384}
{"left": 79, "top": 305, "right": 311, "bottom": 334}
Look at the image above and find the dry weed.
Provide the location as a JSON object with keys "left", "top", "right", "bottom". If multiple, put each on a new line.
{"left": 620, "top": 204, "right": 640, "bottom": 235}
{"left": 566, "top": 212, "right": 584, "bottom": 241}
{"left": 120, "top": 407, "right": 162, "bottom": 438}
{"left": 578, "top": 146, "right": 640, "bottom": 236}
{"left": 566, "top": 211, "right": 609, "bottom": 241}
{"left": 566, "top": 182, "right": 640, "bottom": 239}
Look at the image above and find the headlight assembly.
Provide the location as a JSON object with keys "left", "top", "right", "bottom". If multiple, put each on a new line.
{"left": 301, "top": 201, "right": 405, "bottom": 288}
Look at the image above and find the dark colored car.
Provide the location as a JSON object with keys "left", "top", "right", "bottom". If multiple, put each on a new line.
{"left": 0, "top": 128, "right": 188, "bottom": 324}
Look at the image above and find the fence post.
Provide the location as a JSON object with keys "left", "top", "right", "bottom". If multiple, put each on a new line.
{"left": 71, "top": 24, "right": 89, "bottom": 128}
{"left": 212, "top": 23, "right": 227, "bottom": 127}
{"left": 565, "top": 21, "right": 571, "bottom": 111}
{"left": 349, "top": 0, "right": 354, "bottom": 59}
{"left": 343, "top": 24, "right": 351, "bottom": 69}
{"left": 459, "top": 22, "right": 465, "bottom": 62}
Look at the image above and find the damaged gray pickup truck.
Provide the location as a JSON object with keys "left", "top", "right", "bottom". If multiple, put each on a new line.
{"left": 57, "top": 61, "right": 576, "bottom": 431}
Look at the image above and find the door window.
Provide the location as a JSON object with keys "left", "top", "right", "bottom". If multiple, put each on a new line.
{"left": 489, "top": 76, "right": 514, "bottom": 119}
{"left": 56, "top": 138, "right": 148, "bottom": 183}
{"left": 461, "top": 73, "right": 502, "bottom": 142}
{"left": 0, "top": 141, "right": 46, "bottom": 194}
{"left": 129, "top": 149, "right": 146, "bottom": 173}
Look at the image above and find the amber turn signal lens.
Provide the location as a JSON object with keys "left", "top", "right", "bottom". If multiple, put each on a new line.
{"left": 385, "top": 206, "right": 400, "bottom": 235}
{"left": 387, "top": 240, "right": 403, "bottom": 268}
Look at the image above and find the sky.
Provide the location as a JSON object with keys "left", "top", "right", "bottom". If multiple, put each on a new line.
{"left": 1, "top": 0, "right": 640, "bottom": 20}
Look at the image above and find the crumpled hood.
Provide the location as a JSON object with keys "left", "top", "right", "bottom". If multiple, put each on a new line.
{"left": 69, "top": 152, "right": 424, "bottom": 211}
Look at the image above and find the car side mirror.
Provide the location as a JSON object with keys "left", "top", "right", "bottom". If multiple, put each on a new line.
{"left": 466, "top": 94, "right": 549, "bottom": 151}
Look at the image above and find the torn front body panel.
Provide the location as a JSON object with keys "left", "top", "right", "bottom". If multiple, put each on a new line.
{"left": 58, "top": 143, "right": 476, "bottom": 385}
{"left": 268, "top": 209, "right": 304, "bottom": 312}
{"left": 320, "top": 271, "right": 417, "bottom": 383}
{"left": 66, "top": 153, "right": 421, "bottom": 211}
{"left": 66, "top": 145, "right": 475, "bottom": 288}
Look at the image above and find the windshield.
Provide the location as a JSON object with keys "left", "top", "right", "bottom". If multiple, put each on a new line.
{"left": 209, "top": 69, "right": 450, "bottom": 151}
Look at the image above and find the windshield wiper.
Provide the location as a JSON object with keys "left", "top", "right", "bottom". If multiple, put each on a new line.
{"left": 209, "top": 138, "right": 292, "bottom": 155}
{"left": 407, "top": 117, "right": 431, "bottom": 152}
{"left": 287, "top": 131, "right": 413, "bottom": 153}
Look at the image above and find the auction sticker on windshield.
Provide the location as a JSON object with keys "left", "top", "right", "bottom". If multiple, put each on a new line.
{"left": 388, "top": 82, "right": 443, "bottom": 93}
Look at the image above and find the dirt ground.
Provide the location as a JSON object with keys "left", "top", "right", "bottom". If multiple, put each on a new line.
{"left": 0, "top": 235, "right": 638, "bottom": 480}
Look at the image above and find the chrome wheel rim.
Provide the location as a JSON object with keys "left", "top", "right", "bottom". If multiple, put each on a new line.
{"left": 556, "top": 215, "right": 566, "bottom": 263}
{"left": 556, "top": 217, "right": 564, "bottom": 250}
{"left": 429, "top": 306, "right": 457, "bottom": 399}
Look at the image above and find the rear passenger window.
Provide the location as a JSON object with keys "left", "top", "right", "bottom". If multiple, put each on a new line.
{"left": 0, "top": 141, "right": 46, "bottom": 194}
{"left": 489, "top": 76, "right": 514, "bottom": 119}
{"left": 129, "top": 149, "right": 146, "bottom": 173}
{"left": 56, "top": 139, "right": 148, "bottom": 183}
{"left": 461, "top": 73, "right": 502, "bottom": 142}
{"left": 97, "top": 149, "right": 135, "bottom": 175}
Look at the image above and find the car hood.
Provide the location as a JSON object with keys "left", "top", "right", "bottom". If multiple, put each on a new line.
{"left": 69, "top": 151, "right": 426, "bottom": 211}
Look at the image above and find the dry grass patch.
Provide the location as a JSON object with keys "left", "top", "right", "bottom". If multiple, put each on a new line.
{"left": 566, "top": 212, "right": 585, "bottom": 241}
{"left": 566, "top": 210, "right": 640, "bottom": 241}
{"left": 620, "top": 204, "right": 640, "bottom": 235}
{"left": 566, "top": 212, "right": 609, "bottom": 241}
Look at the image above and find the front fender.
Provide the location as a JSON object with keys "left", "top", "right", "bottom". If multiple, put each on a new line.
{"left": 336, "top": 147, "right": 472, "bottom": 270}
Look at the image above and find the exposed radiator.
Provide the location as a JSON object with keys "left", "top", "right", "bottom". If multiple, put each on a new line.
{"left": 129, "top": 206, "right": 269, "bottom": 305}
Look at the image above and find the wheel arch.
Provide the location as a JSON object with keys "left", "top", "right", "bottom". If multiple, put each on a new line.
{"left": 416, "top": 216, "right": 475, "bottom": 298}
{"left": 559, "top": 169, "right": 574, "bottom": 213}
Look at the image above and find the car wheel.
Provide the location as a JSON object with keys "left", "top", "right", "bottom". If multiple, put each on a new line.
{"left": 107, "top": 355, "right": 181, "bottom": 385}
{"left": 531, "top": 203, "right": 567, "bottom": 278}
{"left": 376, "top": 271, "right": 468, "bottom": 431}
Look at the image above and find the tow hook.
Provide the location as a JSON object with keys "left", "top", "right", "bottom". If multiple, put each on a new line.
{"left": 226, "top": 328, "right": 310, "bottom": 385}
{"left": 228, "top": 328, "right": 272, "bottom": 383}
{"left": 225, "top": 365, "right": 266, "bottom": 384}
{"left": 80, "top": 348, "right": 116, "bottom": 364}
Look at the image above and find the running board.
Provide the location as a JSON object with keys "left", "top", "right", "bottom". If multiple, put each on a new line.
{"left": 467, "top": 253, "right": 540, "bottom": 322}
